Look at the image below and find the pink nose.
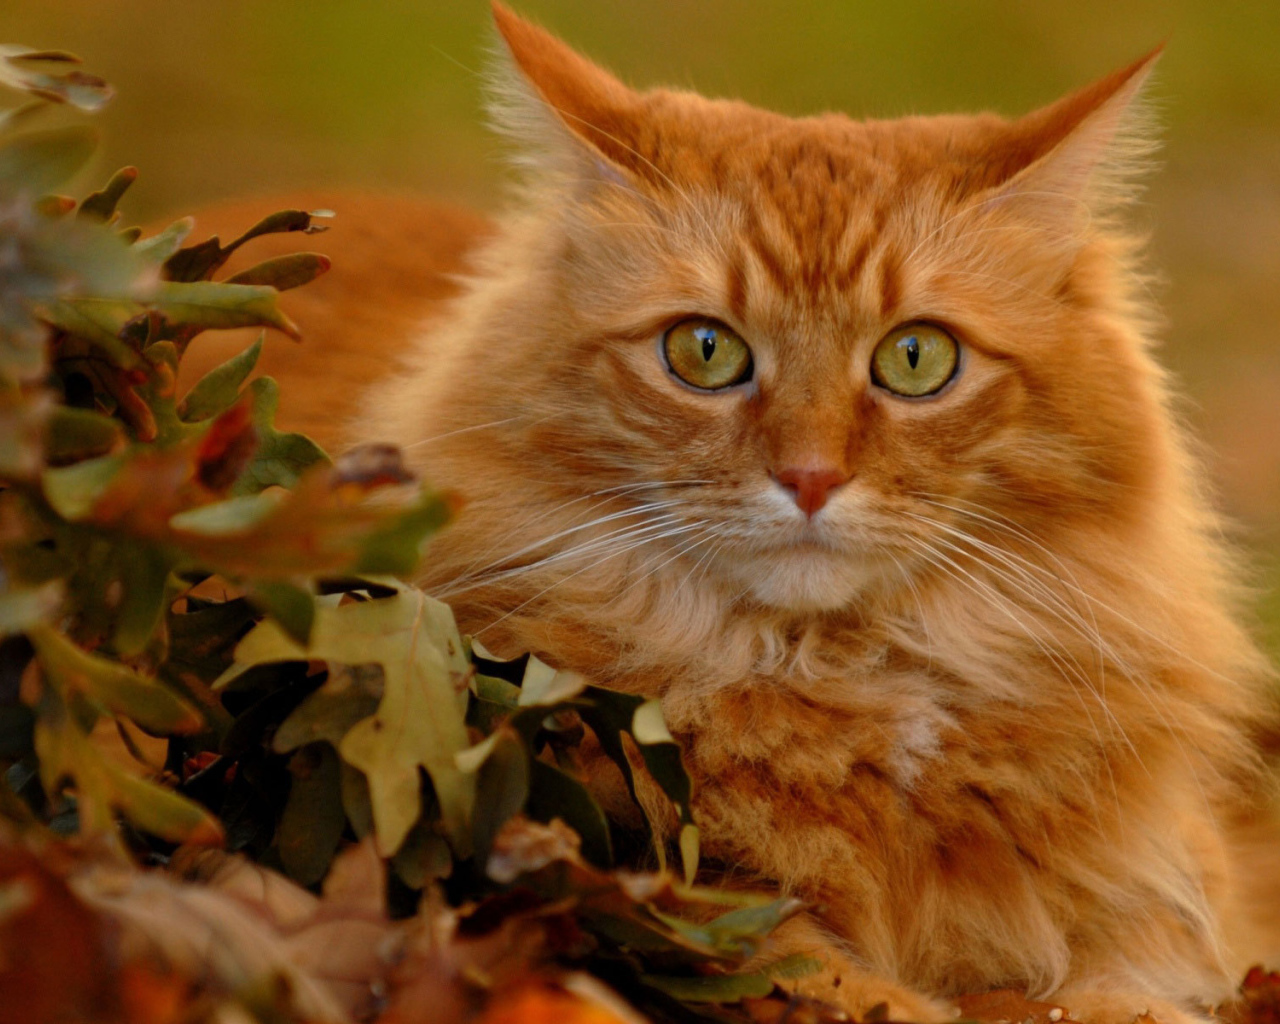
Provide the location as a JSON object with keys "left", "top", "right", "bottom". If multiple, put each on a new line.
{"left": 772, "top": 466, "right": 850, "bottom": 518}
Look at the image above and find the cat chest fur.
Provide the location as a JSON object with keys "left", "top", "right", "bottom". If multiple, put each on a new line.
{"left": 661, "top": 673, "right": 1233, "bottom": 999}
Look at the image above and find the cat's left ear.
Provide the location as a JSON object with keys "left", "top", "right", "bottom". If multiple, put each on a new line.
{"left": 983, "top": 47, "right": 1162, "bottom": 220}
{"left": 488, "top": 2, "right": 651, "bottom": 188}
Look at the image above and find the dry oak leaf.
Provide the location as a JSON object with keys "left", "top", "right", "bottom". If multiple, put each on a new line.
{"left": 219, "top": 583, "right": 474, "bottom": 858}
{"left": 173, "top": 839, "right": 402, "bottom": 1021}
{"left": 70, "top": 861, "right": 352, "bottom": 1023}
{"left": 1218, "top": 967, "right": 1280, "bottom": 1024}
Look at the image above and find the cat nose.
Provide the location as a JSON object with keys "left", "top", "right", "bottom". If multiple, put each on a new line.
{"left": 772, "top": 466, "right": 851, "bottom": 518}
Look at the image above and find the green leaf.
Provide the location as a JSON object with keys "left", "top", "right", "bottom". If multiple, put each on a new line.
{"left": 577, "top": 688, "right": 699, "bottom": 882}
{"left": 340, "top": 763, "right": 375, "bottom": 840}
{"left": 107, "top": 761, "right": 224, "bottom": 844}
{"left": 640, "top": 971, "right": 775, "bottom": 1004}
{"left": 226, "top": 209, "right": 331, "bottom": 250}
{"left": 470, "top": 672, "right": 522, "bottom": 708}
{"left": 467, "top": 672, "right": 522, "bottom": 732}
{"left": 223, "top": 583, "right": 474, "bottom": 858}
{"left": 640, "top": 955, "right": 821, "bottom": 1004}
{"left": 0, "top": 48, "right": 113, "bottom": 111}
{"left": 112, "top": 541, "right": 175, "bottom": 656}
{"left": 247, "top": 579, "right": 315, "bottom": 647}
{"left": 45, "top": 407, "right": 123, "bottom": 463}
{"left": 526, "top": 757, "right": 612, "bottom": 867}
{"left": 230, "top": 377, "right": 328, "bottom": 495}
{"left": 393, "top": 822, "right": 453, "bottom": 889}
{"left": 466, "top": 729, "right": 530, "bottom": 862}
{"left": 160, "top": 209, "right": 331, "bottom": 284}
{"left": 38, "top": 297, "right": 145, "bottom": 368}
{"left": 162, "top": 235, "right": 225, "bottom": 283}
{"left": 701, "top": 899, "right": 808, "bottom": 951}
{"left": 77, "top": 166, "right": 137, "bottom": 223}
{"left": 278, "top": 742, "right": 345, "bottom": 886}
{"left": 149, "top": 281, "right": 300, "bottom": 339}
{"left": 0, "top": 126, "right": 97, "bottom": 195}
{"left": 226, "top": 253, "right": 331, "bottom": 292}
{"left": 0, "top": 579, "right": 61, "bottom": 635}
{"left": 178, "top": 333, "right": 263, "bottom": 422}
{"left": 653, "top": 898, "right": 807, "bottom": 960}
{"left": 168, "top": 492, "right": 281, "bottom": 536}
{"left": 518, "top": 655, "right": 586, "bottom": 707}
{"left": 132, "top": 217, "right": 194, "bottom": 264}
{"left": 41, "top": 451, "right": 127, "bottom": 520}
{"left": 29, "top": 623, "right": 202, "bottom": 735}
{"left": 33, "top": 685, "right": 222, "bottom": 845}
{"left": 158, "top": 598, "right": 250, "bottom": 737}
{"left": 351, "top": 489, "right": 451, "bottom": 575}
{"left": 679, "top": 824, "right": 701, "bottom": 888}
{"left": 762, "top": 954, "right": 824, "bottom": 981}
{"left": 274, "top": 664, "right": 382, "bottom": 753}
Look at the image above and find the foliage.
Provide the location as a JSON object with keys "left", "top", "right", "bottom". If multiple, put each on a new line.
{"left": 0, "top": 46, "right": 827, "bottom": 1024}
{"left": 2, "top": 39, "right": 1277, "bottom": 1024}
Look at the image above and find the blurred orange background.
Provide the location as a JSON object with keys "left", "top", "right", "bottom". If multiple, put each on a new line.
{"left": 10, "top": 0, "right": 1280, "bottom": 647}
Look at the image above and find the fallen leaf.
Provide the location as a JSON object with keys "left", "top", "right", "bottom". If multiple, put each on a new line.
{"left": 957, "top": 990, "right": 1071, "bottom": 1024}
{"left": 221, "top": 582, "right": 474, "bottom": 858}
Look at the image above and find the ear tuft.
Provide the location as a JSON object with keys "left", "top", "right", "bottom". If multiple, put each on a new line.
{"left": 487, "top": 2, "right": 646, "bottom": 185}
{"left": 986, "top": 47, "right": 1163, "bottom": 220}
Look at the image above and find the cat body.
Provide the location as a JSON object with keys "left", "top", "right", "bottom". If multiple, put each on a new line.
{"left": 181, "top": 6, "right": 1280, "bottom": 1020}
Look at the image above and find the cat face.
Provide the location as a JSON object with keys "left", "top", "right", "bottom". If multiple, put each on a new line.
{"left": 470, "top": 5, "right": 1165, "bottom": 614}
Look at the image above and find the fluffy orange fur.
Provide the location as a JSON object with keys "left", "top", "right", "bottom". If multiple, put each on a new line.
{"left": 182, "top": 6, "right": 1280, "bottom": 1021}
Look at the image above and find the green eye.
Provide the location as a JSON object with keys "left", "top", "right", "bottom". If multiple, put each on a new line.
{"left": 871, "top": 323, "right": 959, "bottom": 397}
{"left": 663, "top": 318, "right": 753, "bottom": 390}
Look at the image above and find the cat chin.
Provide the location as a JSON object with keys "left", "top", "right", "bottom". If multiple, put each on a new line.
{"left": 727, "top": 547, "right": 885, "bottom": 613}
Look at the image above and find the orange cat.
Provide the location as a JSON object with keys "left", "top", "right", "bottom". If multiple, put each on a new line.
{"left": 181, "top": 5, "right": 1280, "bottom": 1021}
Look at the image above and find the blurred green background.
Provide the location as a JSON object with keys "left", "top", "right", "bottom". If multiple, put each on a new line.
{"left": 9, "top": 0, "right": 1280, "bottom": 647}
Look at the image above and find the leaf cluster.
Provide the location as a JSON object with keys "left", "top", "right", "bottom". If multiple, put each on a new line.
{"left": 0, "top": 46, "right": 818, "bottom": 1024}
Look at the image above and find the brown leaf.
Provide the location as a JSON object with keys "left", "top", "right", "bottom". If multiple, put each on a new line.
{"left": 741, "top": 993, "right": 848, "bottom": 1024}
{"left": 956, "top": 990, "right": 1070, "bottom": 1024}
{"left": 331, "top": 443, "right": 416, "bottom": 491}
{"left": 170, "top": 845, "right": 321, "bottom": 929}
{"left": 1219, "top": 966, "right": 1280, "bottom": 1024}
{"left": 0, "top": 844, "right": 114, "bottom": 1024}
{"left": 116, "top": 965, "right": 195, "bottom": 1024}
{"left": 225, "top": 252, "right": 331, "bottom": 291}
{"left": 486, "top": 816, "right": 581, "bottom": 885}
{"left": 194, "top": 395, "right": 256, "bottom": 491}
{"left": 322, "top": 835, "right": 386, "bottom": 917}
{"left": 173, "top": 843, "right": 402, "bottom": 1021}
{"left": 473, "top": 983, "right": 636, "bottom": 1024}
{"left": 381, "top": 901, "right": 562, "bottom": 1024}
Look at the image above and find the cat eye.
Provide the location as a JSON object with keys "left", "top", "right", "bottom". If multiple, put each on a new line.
{"left": 870, "top": 323, "right": 959, "bottom": 397}
{"left": 663, "top": 317, "right": 753, "bottom": 391}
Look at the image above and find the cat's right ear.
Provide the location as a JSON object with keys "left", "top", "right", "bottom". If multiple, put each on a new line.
{"left": 488, "top": 2, "right": 650, "bottom": 189}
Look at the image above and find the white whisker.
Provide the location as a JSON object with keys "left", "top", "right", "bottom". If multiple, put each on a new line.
{"left": 474, "top": 520, "right": 708, "bottom": 636}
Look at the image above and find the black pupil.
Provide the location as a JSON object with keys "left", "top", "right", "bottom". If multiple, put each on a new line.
{"left": 905, "top": 335, "right": 920, "bottom": 370}
{"left": 697, "top": 328, "right": 717, "bottom": 362}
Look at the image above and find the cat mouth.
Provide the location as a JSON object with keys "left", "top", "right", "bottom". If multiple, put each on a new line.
{"left": 771, "top": 521, "right": 846, "bottom": 554}
{"left": 776, "top": 537, "right": 837, "bottom": 554}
